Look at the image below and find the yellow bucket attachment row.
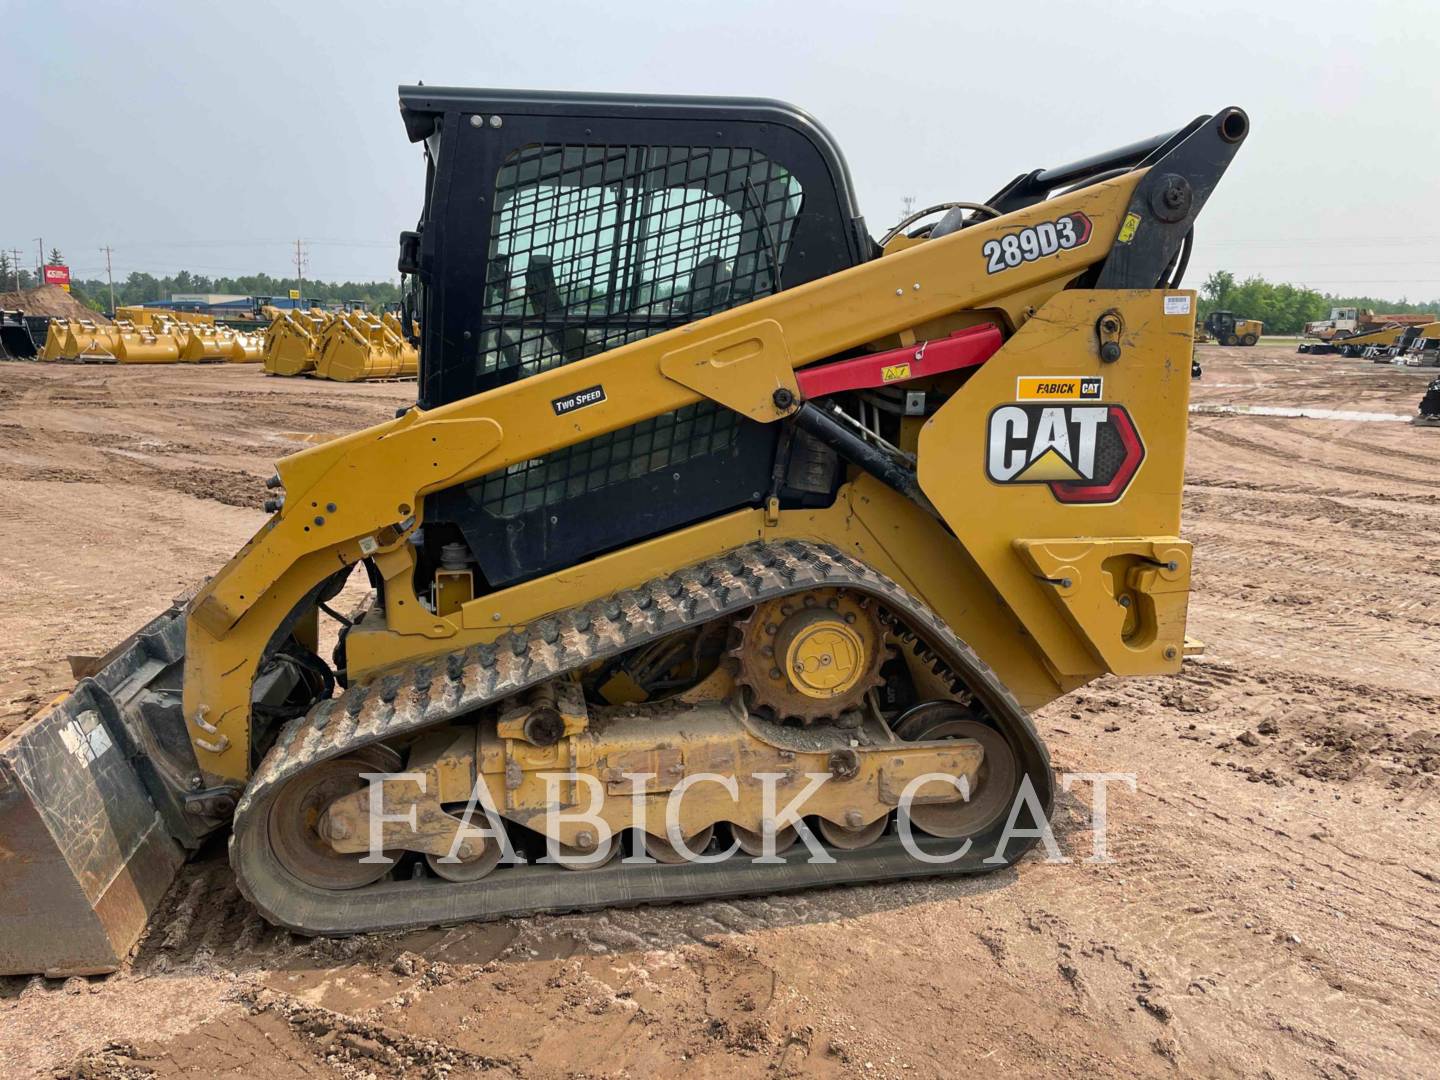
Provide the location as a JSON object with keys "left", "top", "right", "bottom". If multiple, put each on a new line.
{"left": 263, "top": 309, "right": 418, "bottom": 381}
{"left": 40, "top": 312, "right": 262, "bottom": 365}
{"left": 40, "top": 307, "right": 412, "bottom": 373}
{"left": 115, "top": 323, "right": 180, "bottom": 363}
{"left": 226, "top": 330, "right": 264, "bottom": 363}
{"left": 314, "top": 311, "right": 418, "bottom": 381}
{"left": 262, "top": 309, "right": 329, "bottom": 375}
{"left": 39, "top": 318, "right": 121, "bottom": 361}
{"left": 113, "top": 307, "right": 215, "bottom": 330}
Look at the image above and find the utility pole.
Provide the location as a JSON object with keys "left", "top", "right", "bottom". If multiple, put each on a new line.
{"left": 101, "top": 246, "right": 116, "bottom": 314}
{"left": 34, "top": 237, "right": 44, "bottom": 277}
{"left": 8, "top": 249, "right": 21, "bottom": 291}
{"left": 294, "top": 239, "right": 306, "bottom": 307}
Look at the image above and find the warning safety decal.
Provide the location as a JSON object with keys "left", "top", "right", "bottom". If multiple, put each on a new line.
{"left": 986, "top": 403, "right": 1144, "bottom": 504}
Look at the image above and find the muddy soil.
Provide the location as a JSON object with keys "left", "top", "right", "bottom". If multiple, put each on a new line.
{"left": 1, "top": 351, "right": 1437, "bottom": 1078}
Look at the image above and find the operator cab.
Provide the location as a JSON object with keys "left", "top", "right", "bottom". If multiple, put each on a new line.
{"left": 396, "top": 87, "right": 870, "bottom": 587}
{"left": 1204, "top": 310, "right": 1239, "bottom": 338}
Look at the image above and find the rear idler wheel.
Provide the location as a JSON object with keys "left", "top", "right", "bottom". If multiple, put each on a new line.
{"left": 266, "top": 745, "right": 403, "bottom": 891}
{"left": 894, "top": 702, "right": 1018, "bottom": 839}
{"left": 641, "top": 825, "right": 715, "bottom": 864}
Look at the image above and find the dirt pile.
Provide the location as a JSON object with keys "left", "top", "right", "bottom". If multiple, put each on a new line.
{"left": 0, "top": 283, "right": 109, "bottom": 322}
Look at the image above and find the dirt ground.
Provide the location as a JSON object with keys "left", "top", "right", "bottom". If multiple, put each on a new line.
{"left": 1, "top": 348, "right": 1437, "bottom": 1079}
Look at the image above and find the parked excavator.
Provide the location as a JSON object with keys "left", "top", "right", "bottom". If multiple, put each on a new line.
{"left": 0, "top": 86, "right": 1248, "bottom": 976}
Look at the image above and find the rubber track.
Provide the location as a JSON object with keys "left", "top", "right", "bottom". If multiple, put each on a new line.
{"left": 230, "top": 540, "right": 1054, "bottom": 936}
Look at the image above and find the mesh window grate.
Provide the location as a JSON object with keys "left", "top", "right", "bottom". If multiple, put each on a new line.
{"left": 473, "top": 143, "right": 803, "bottom": 515}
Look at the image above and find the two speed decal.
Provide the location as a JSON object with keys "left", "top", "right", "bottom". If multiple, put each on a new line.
{"left": 552, "top": 384, "right": 606, "bottom": 416}
{"left": 982, "top": 211, "right": 1092, "bottom": 274}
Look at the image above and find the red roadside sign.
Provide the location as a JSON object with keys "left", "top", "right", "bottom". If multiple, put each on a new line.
{"left": 43, "top": 265, "right": 71, "bottom": 291}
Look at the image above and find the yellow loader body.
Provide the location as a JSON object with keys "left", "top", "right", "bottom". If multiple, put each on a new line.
{"left": 0, "top": 89, "right": 1247, "bottom": 975}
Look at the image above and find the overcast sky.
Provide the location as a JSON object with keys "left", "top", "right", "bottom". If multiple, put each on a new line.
{"left": 6, "top": 0, "right": 1439, "bottom": 299}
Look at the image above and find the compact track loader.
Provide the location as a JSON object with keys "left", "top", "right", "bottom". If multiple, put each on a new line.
{"left": 0, "top": 87, "right": 1248, "bottom": 976}
{"left": 1202, "top": 310, "right": 1261, "bottom": 346}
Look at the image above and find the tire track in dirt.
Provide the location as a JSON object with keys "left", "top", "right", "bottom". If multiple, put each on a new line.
{"left": 1040, "top": 670, "right": 1440, "bottom": 1076}
{"left": 1188, "top": 476, "right": 1440, "bottom": 508}
{"left": 1191, "top": 421, "right": 1437, "bottom": 489}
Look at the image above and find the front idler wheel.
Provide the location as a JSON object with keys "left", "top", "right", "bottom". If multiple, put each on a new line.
{"left": 266, "top": 745, "right": 403, "bottom": 891}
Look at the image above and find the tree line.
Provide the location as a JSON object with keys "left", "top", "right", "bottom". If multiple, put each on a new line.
{"left": 1199, "top": 271, "right": 1439, "bottom": 335}
{"left": 4, "top": 250, "right": 1435, "bottom": 335}
{"left": 0, "top": 252, "right": 400, "bottom": 311}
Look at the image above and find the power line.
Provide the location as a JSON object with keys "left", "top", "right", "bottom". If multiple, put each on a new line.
{"left": 1202, "top": 237, "right": 1440, "bottom": 248}
{"left": 1210, "top": 279, "right": 1440, "bottom": 286}
{"left": 100, "top": 237, "right": 394, "bottom": 250}
{"left": 1192, "top": 260, "right": 1440, "bottom": 269}
{"left": 101, "top": 246, "right": 115, "bottom": 314}
{"left": 294, "top": 239, "right": 307, "bottom": 302}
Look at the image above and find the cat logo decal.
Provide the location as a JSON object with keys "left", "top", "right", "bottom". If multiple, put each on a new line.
{"left": 986, "top": 403, "right": 1144, "bottom": 504}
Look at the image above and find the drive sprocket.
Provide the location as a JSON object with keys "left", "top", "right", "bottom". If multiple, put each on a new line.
{"left": 731, "top": 589, "right": 887, "bottom": 723}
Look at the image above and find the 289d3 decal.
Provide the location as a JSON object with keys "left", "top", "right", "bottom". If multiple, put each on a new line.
{"left": 986, "top": 402, "right": 1144, "bottom": 504}
{"left": 982, "top": 211, "right": 1093, "bottom": 273}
